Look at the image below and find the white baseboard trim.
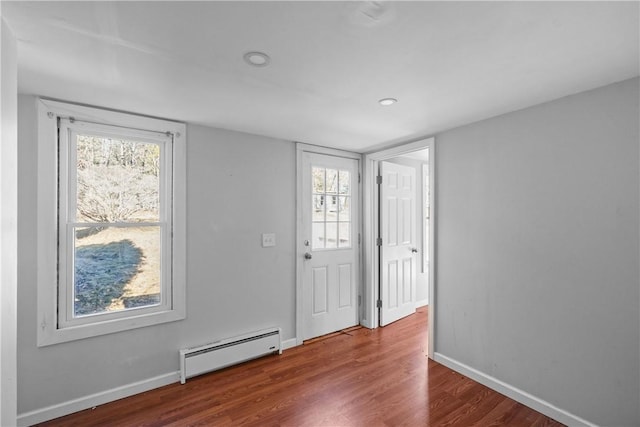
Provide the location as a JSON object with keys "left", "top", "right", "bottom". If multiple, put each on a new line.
{"left": 360, "top": 316, "right": 376, "bottom": 329}
{"left": 416, "top": 299, "right": 429, "bottom": 308}
{"left": 433, "top": 353, "right": 597, "bottom": 427}
{"left": 19, "top": 339, "right": 297, "bottom": 426}
{"left": 281, "top": 338, "right": 298, "bottom": 351}
{"left": 17, "top": 371, "right": 180, "bottom": 426}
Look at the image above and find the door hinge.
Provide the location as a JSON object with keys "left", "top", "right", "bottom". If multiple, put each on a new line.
{"left": 376, "top": 300, "right": 382, "bottom": 309}
{"left": 376, "top": 175, "right": 382, "bottom": 185}
{"left": 376, "top": 237, "right": 382, "bottom": 246}
{"left": 358, "top": 173, "right": 361, "bottom": 184}
{"left": 358, "top": 295, "right": 362, "bottom": 306}
{"left": 358, "top": 233, "right": 361, "bottom": 244}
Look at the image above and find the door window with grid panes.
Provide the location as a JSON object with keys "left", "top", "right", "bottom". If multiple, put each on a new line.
{"left": 312, "top": 167, "right": 351, "bottom": 249}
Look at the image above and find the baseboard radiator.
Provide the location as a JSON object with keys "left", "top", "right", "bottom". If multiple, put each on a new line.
{"left": 179, "top": 327, "right": 282, "bottom": 384}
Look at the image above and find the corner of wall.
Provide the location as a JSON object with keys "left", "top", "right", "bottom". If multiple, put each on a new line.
{"left": 1, "top": 13, "right": 19, "bottom": 427}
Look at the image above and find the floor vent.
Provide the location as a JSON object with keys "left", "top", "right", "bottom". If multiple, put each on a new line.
{"left": 179, "top": 327, "right": 282, "bottom": 384}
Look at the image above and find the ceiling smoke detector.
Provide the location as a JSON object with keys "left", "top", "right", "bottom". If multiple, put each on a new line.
{"left": 243, "top": 51, "right": 271, "bottom": 67}
{"left": 379, "top": 98, "right": 398, "bottom": 106}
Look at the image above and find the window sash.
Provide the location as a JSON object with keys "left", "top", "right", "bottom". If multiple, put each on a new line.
{"left": 57, "top": 119, "right": 174, "bottom": 328}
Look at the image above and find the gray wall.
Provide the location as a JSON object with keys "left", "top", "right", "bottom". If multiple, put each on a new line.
{"left": 16, "top": 77, "right": 640, "bottom": 425}
{"left": 435, "top": 77, "right": 639, "bottom": 426}
{"left": 17, "top": 96, "right": 296, "bottom": 414}
{"left": 1, "top": 14, "right": 18, "bottom": 426}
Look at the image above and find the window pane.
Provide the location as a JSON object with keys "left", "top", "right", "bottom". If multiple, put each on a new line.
{"left": 326, "top": 195, "right": 338, "bottom": 222}
{"left": 326, "top": 169, "right": 338, "bottom": 194}
{"left": 312, "top": 195, "right": 325, "bottom": 222}
{"left": 338, "top": 196, "right": 350, "bottom": 221}
{"left": 312, "top": 167, "right": 325, "bottom": 193}
{"left": 74, "top": 226, "right": 161, "bottom": 317}
{"left": 339, "top": 170, "right": 350, "bottom": 195}
{"left": 339, "top": 223, "right": 351, "bottom": 248}
{"left": 325, "top": 222, "right": 338, "bottom": 249}
{"left": 312, "top": 223, "right": 325, "bottom": 249}
{"left": 76, "top": 135, "right": 160, "bottom": 222}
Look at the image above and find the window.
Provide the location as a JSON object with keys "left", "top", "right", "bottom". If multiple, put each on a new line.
{"left": 37, "top": 99, "right": 186, "bottom": 346}
{"left": 311, "top": 167, "right": 351, "bottom": 249}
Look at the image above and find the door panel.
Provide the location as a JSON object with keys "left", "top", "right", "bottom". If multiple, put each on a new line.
{"left": 403, "top": 258, "right": 413, "bottom": 303}
{"left": 380, "top": 161, "right": 417, "bottom": 326}
{"left": 388, "top": 260, "right": 398, "bottom": 308}
{"left": 388, "top": 198, "right": 398, "bottom": 245}
{"left": 312, "top": 266, "right": 328, "bottom": 315}
{"left": 302, "top": 153, "right": 359, "bottom": 340}
{"left": 338, "top": 263, "right": 352, "bottom": 308}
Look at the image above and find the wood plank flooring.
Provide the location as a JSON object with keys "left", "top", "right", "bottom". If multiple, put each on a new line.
{"left": 36, "top": 307, "right": 564, "bottom": 426}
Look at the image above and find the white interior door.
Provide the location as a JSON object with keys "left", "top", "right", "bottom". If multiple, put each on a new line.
{"left": 302, "top": 152, "right": 359, "bottom": 340}
{"left": 379, "top": 161, "right": 417, "bottom": 326}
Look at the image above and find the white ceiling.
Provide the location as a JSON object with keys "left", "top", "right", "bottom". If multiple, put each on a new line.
{"left": 4, "top": 1, "right": 639, "bottom": 153}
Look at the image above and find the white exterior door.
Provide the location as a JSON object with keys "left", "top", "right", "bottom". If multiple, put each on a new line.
{"left": 379, "top": 161, "right": 417, "bottom": 326}
{"left": 302, "top": 152, "right": 359, "bottom": 340}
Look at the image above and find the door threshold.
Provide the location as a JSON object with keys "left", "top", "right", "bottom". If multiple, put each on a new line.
{"left": 303, "top": 325, "right": 364, "bottom": 345}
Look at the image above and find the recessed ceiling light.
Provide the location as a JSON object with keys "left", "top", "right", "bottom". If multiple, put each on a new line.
{"left": 379, "top": 98, "right": 398, "bottom": 106}
{"left": 244, "top": 51, "right": 270, "bottom": 67}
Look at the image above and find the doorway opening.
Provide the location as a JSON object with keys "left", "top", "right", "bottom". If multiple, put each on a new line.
{"left": 362, "top": 138, "right": 435, "bottom": 358}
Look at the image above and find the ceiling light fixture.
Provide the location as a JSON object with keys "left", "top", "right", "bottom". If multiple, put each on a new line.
{"left": 244, "top": 51, "right": 271, "bottom": 67}
{"left": 379, "top": 98, "right": 397, "bottom": 106}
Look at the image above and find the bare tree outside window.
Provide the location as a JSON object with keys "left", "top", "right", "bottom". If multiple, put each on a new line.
{"left": 76, "top": 136, "right": 160, "bottom": 223}
{"left": 73, "top": 135, "right": 162, "bottom": 316}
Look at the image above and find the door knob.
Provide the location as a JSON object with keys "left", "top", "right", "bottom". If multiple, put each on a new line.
{"left": 304, "top": 252, "right": 313, "bottom": 260}
{"left": 411, "top": 248, "right": 418, "bottom": 253}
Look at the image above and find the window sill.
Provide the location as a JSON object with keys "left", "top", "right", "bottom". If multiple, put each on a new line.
{"left": 37, "top": 306, "right": 186, "bottom": 347}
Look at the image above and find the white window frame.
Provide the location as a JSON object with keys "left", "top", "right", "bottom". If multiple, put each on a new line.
{"left": 37, "top": 99, "right": 187, "bottom": 346}
{"left": 57, "top": 120, "right": 173, "bottom": 327}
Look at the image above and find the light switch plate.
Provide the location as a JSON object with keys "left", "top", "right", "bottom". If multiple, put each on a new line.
{"left": 262, "top": 233, "right": 276, "bottom": 247}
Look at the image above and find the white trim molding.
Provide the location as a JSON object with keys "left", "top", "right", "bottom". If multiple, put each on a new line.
{"left": 415, "top": 299, "right": 429, "bottom": 308}
{"left": 363, "top": 137, "right": 435, "bottom": 359}
{"left": 295, "top": 143, "right": 363, "bottom": 345}
{"left": 17, "top": 338, "right": 298, "bottom": 425}
{"left": 36, "top": 98, "right": 187, "bottom": 346}
{"left": 434, "top": 353, "right": 598, "bottom": 427}
{"left": 280, "top": 338, "right": 299, "bottom": 351}
{"left": 17, "top": 372, "right": 180, "bottom": 426}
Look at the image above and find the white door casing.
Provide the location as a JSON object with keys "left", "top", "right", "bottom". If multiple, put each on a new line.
{"left": 362, "top": 137, "right": 435, "bottom": 357}
{"left": 379, "top": 161, "right": 417, "bottom": 326}
{"left": 301, "top": 152, "right": 360, "bottom": 340}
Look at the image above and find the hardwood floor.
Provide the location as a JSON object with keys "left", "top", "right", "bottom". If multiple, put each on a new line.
{"left": 37, "top": 307, "right": 564, "bottom": 426}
